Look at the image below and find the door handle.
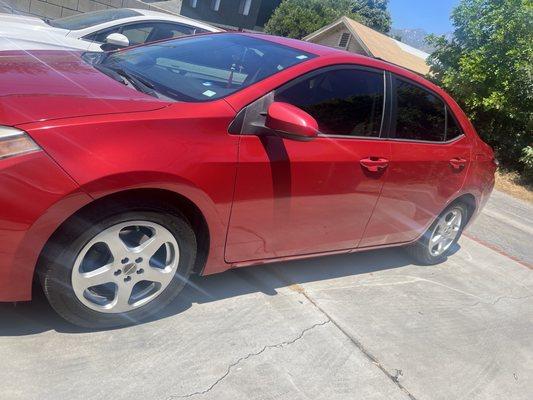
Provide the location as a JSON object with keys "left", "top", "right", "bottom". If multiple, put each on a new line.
{"left": 360, "top": 157, "right": 389, "bottom": 172}
{"left": 449, "top": 158, "right": 467, "bottom": 171}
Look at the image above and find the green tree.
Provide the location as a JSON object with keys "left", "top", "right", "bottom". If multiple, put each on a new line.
{"left": 427, "top": 0, "right": 533, "bottom": 174}
{"left": 351, "top": 0, "right": 391, "bottom": 33}
{"left": 264, "top": 0, "right": 391, "bottom": 39}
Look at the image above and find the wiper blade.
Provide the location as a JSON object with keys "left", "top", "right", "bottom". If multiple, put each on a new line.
{"left": 94, "top": 64, "right": 158, "bottom": 97}
{"left": 111, "top": 67, "right": 156, "bottom": 94}
{"left": 92, "top": 63, "right": 127, "bottom": 85}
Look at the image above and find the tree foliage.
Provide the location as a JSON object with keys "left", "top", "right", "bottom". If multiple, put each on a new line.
{"left": 427, "top": 0, "right": 533, "bottom": 173}
{"left": 264, "top": 0, "right": 391, "bottom": 39}
{"left": 351, "top": 0, "right": 391, "bottom": 33}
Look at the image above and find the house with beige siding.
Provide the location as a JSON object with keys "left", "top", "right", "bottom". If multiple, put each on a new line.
{"left": 303, "top": 16, "right": 431, "bottom": 76}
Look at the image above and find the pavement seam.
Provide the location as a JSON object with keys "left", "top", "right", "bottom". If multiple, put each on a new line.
{"left": 295, "top": 284, "right": 419, "bottom": 400}
{"left": 165, "top": 319, "right": 331, "bottom": 399}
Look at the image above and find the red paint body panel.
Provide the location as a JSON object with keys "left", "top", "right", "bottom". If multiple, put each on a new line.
{"left": 22, "top": 101, "right": 239, "bottom": 278}
{"left": 0, "top": 34, "right": 496, "bottom": 301}
{"left": 225, "top": 135, "right": 391, "bottom": 262}
{"left": 0, "top": 152, "right": 92, "bottom": 301}
{"left": 360, "top": 136, "right": 472, "bottom": 247}
{"left": 0, "top": 50, "right": 168, "bottom": 125}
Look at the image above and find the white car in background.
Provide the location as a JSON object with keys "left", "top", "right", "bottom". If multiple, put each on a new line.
{"left": 0, "top": 8, "right": 222, "bottom": 51}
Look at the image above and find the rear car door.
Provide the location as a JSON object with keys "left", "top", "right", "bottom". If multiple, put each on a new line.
{"left": 225, "top": 66, "right": 392, "bottom": 262}
{"left": 360, "top": 74, "right": 471, "bottom": 247}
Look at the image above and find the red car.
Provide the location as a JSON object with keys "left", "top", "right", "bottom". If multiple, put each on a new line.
{"left": 0, "top": 33, "right": 496, "bottom": 328}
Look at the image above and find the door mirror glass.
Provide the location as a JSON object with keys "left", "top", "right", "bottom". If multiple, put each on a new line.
{"left": 265, "top": 102, "right": 318, "bottom": 141}
{"left": 104, "top": 33, "right": 130, "bottom": 48}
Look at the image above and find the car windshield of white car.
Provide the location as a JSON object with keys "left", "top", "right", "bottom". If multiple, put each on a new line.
{"left": 47, "top": 9, "right": 142, "bottom": 30}
{"left": 98, "top": 33, "right": 316, "bottom": 102}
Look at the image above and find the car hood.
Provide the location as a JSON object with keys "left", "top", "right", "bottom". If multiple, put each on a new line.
{"left": 0, "top": 13, "right": 50, "bottom": 27}
{"left": 0, "top": 50, "right": 169, "bottom": 126}
{"left": 0, "top": 18, "right": 88, "bottom": 51}
{"left": 0, "top": 35, "right": 86, "bottom": 51}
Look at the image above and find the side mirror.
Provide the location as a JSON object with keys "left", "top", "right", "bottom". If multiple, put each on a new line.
{"left": 265, "top": 102, "right": 318, "bottom": 141}
{"left": 104, "top": 33, "right": 129, "bottom": 48}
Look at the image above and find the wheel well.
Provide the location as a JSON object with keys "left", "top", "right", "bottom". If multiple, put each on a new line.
{"left": 452, "top": 193, "right": 477, "bottom": 224}
{"left": 43, "top": 188, "right": 210, "bottom": 275}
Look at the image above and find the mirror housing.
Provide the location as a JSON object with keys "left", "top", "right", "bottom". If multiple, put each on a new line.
{"left": 103, "top": 33, "right": 129, "bottom": 49}
{"left": 265, "top": 102, "right": 318, "bottom": 141}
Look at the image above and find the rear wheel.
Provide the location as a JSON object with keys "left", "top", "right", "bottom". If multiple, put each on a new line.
{"left": 39, "top": 204, "right": 196, "bottom": 329}
{"left": 405, "top": 203, "right": 467, "bottom": 265}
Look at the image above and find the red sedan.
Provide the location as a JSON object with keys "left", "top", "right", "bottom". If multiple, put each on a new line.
{"left": 0, "top": 33, "right": 496, "bottom": 328}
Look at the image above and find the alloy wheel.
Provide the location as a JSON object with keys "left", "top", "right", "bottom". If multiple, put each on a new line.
{"left": 71, "top": 221, "right": 180, "bottom": 313}
{"left": 428, "top": 207, "right": 463, "bottom": 257}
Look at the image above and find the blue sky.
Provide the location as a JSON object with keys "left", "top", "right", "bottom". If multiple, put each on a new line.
{"left": 389, "top": 0, "right": 460, "bottom": 34}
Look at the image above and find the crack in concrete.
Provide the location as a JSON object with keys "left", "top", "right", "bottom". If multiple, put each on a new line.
{"left": 464, "top": 294, "right": 532, "bottom": 309}
{"left": 283, "top": 279, "right": 420, "bottom": 400}
{"left": 166, "top": 320, "right": 330, "bottom": 399}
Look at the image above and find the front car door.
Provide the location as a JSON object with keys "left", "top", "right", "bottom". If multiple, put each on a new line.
{"left": 225, "top": 66, "right": 392, "bottom": 262}
{"left": 360, "top": 74, "right": 471, "bottom": 247}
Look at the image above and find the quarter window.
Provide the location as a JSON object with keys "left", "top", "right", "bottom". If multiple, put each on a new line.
{"left": 275, "top": 68, "right": 385, "bottom": 137}
{"left": 446, "top": 109, "right": 463, "bottom": 141}
{"left": 394, "top": 79, "right": 446, "bottom": 142}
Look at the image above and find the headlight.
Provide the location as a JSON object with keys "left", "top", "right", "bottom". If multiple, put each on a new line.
{"left": 0, "top": 126, "right": 41, "bottom": 160}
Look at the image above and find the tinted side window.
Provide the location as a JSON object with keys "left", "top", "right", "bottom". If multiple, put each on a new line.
{"left": 149, "top": 23, "right": 195, "bottom": 42}
{"left": 121, "top": 23, "right": 156, "bottom": 45}
{"left": 446, "top": 109, "right": 463, "bottom": 140}
{"left": 86, "top": 23, "right": 157, "bottom": 45}
{"left": 395, "top": 79, "right": 446, "bottom": 142}
{"left": 275, "top": 68, "right": 384, "bottom": 137}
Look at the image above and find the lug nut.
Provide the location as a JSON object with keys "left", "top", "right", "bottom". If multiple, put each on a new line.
{"left": 135, "top": 257, "right": 143, "bottom": 263}
{"left": 114, "top": 269, "right": 122, "bottom": 276}
{"left": 136, "top": 268, "right": 144, "bottom": 275}
{"left": 124, "top": 276, "right": 132, "bottom": 282}
{"left": 121, "top": 258, "right": 129, "bottom": 264}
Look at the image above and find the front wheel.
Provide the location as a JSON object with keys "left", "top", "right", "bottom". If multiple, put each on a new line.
{"left": 405, "top": 203, "right": 467, "bottom": 265}
{"left": 39, "top": 206, "right": 196, "bottom": 329}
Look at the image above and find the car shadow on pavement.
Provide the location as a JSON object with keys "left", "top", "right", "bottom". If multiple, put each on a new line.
{"left": 0, "top": 244, "right": 460, "bottom": 336}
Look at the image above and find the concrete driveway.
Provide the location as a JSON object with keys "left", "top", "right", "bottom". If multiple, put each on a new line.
{"left": 1, "top": 190, "right": 531, "bottom": 400}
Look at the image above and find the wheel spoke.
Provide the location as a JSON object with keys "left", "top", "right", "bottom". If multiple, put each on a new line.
{"left": 113, "top": 283, "right": 134, "bottom": 311}
{"left": 78, "top": 264, "right": 114, "bottom": 289}
{"left": 137, "top": 229, "right": 175, "bottom": 258}
{"left": 104, "top": 228, "right": 129, "bottom": 260}
{"left": 447, "top": 211, "right": 460, "bottom": 227}
{"left": 143, "top": 266, "right": 173, "bottom": 285}
{"left": 432, "top": 233, "right": 444, "bottom": 244}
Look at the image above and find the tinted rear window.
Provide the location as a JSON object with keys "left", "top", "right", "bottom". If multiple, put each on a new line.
{"left": 48, "top": 9, "right": 141, "bottom": 30}
{"left": 100, "top": 34, "right": 316, "bottom": 102}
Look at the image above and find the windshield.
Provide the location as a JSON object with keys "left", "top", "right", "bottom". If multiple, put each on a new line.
{"left": 47, "top": 9, "right": 142, "bottom": 30}
{"left": 98, "top": 33, "right": 316, "bottom": 102}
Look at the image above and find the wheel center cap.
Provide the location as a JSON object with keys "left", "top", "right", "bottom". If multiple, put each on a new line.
{"left": 123, "top": 263, "right": 137, "bottom": 275}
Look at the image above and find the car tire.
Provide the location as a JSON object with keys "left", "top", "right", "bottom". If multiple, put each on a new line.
{"left": 38, "top": 201, "right": 196, "bottom": 329}
{"left": 405, "top": 202, "right": 468, "bottom": 265}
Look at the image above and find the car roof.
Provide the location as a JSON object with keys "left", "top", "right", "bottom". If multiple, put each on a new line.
{"left": 243, "top": 32, "right": 442, "bottom": 86}
{"left": 239, "top": 32, "right": 447, "bottom": 99}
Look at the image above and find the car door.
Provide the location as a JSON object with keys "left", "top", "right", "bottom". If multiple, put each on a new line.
{"left": 360, "top": 74, "right": 471, "bottom": 247}
{"left": 225, "top": 66, "right": 392, "bottom": 262}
